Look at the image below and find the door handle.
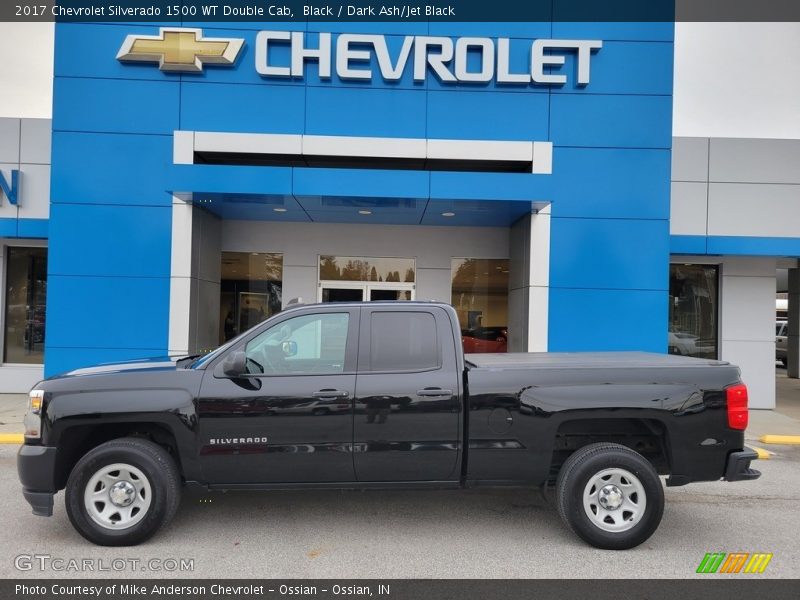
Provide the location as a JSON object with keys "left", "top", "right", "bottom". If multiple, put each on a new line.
{"left": 312, "top": 390, "right": 350, "bottom": 399}
{"left": 416, "top": 388, "right": 453, "bottom": 397}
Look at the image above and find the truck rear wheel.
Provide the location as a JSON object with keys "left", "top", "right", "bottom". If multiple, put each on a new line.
{"left": 65, "top": 438, "right": 181, "bottom": 546}
{"left": 556, "top": 443, "right": 664, "bottom": 550}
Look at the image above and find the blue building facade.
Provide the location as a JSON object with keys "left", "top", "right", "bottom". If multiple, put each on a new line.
{"left": 42, "top": 20, "right": 675, "bottom": 378}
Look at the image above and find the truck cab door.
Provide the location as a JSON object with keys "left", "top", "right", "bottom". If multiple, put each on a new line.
{"left": 353, "top": 306, "right": 462, "bottom": 482}
{"left": 197, "top": 307, "right": 359, "bottom": 484}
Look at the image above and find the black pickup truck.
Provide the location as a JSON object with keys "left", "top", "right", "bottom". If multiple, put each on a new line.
{"left": 18, "top": 301, "right": 759, "bottom": 549}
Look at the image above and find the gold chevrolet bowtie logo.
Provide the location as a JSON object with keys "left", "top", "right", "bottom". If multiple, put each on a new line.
{"left": 116, "top": 28, "right": 244, "bottom": 72}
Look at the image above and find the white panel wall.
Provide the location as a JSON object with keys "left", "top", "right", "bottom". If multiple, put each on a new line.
{"left": 169, "top": 200, "right": 222, "bottom": 355}
{"left": 671, "top": 137, "right": 800, "bottom": 239}
{"left": 168, "top": 199, "right": 193, "bottom": 355}
{"left": 0, "top": 118, "right": 51, "bottom": 221}
{"left": 709, "top": 138, "right": 800, "bottom": 185}
{"left": 670, "top": 182, "right": 707, "bottom": 235}
{"left": 708, "top": 184, "right": 800, "bottom": 237}
{"left": 719, "top": 258, "right": 777, "bottom": 409}
{"left": 671, "top": 137, "right": 709, "bottom": 183}
{"left": 508, "top": 209, "right": 550, "bottom": 352}
{"left": 0, "top": 365, "right": 43, "bottom": 392}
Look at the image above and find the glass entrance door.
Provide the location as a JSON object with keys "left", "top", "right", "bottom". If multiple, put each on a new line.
{"left": 368, "top": 287, "right": 413, "bottom": 301}
{"left": 319, "top": 282, "right": 414, "bottom": 303}
{"left": 321, "top": 286, "right": 365, "bottom": 303}
{"left": 318, "top": 255, "right": 416, "bottom": 303}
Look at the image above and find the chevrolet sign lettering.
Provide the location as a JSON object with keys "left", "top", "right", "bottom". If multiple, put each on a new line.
{"left": 255, "top": 32, "right": 602, "bottom": 85}
{"left": 0, "top": 169, "right": 20, "bottom": 205}
{"left": 117, "top": 29, "right": 601, "bottom": 85}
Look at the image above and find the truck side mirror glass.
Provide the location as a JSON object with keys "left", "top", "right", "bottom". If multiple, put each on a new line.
{"left": 222, "top": 351, "right": 247, "bottom": 377}
{"left": 281, "top": 341, "right": 298, "bottom": 357}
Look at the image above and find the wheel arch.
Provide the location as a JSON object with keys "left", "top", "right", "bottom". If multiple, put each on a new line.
{"left": 53, "top": 419, "right": 189, "bottom": 490}
{"left": 548, "top": 417, "right": 672, "bottom": 482}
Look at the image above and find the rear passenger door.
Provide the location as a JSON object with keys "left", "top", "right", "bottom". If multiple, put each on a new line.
{"left": 353, "top": 306, "right": 461, "bottom": 482}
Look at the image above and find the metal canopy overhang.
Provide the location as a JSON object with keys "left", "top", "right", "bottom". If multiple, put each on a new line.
{"left": 168, "top": 131, "right": 553, "bottom": 227}
{"left": 172, "top": 191, "right": 545, "bottom": 227}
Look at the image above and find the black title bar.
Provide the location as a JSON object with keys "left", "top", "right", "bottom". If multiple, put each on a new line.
{"left": 3, "top": 1, "right": 800, "bottom": 23}
{"left": 6, "top": 579, "right": 800, "bottom": 600}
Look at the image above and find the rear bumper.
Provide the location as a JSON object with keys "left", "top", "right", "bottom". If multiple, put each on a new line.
{"left": 724, "top": 448, "right": 761, "bottom": 482}
{"left": 17, "top": 444, "right": 57, "bottom": 516}
{"left": 22, "top": 490, "right": 53, "bottom": 517}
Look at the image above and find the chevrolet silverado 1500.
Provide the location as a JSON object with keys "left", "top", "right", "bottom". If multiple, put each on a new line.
{"left": 18, "top": 301, "right": 760, "bottom": 549}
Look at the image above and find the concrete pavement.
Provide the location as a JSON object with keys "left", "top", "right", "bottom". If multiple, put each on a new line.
{"left": 1, "top": 443, "right": 798, "bottom": 578}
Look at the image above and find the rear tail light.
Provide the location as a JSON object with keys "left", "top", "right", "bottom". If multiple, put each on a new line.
{"left": 726, "top": 383, "right": 749, "bottom": 430}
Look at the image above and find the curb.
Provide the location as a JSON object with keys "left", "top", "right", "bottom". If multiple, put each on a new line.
{"left": 750, "top": 445, "right": 772, "bottom": 460}
{"left": 759, "top": 434, "right": 800, "bottom": 445}
{"left": 0, "top": 433, "right": 23, "bottom": 444}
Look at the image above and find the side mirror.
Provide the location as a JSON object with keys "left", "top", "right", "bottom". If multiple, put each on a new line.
{"left": 281, "top": 340, "right": 298, "bottom": 357}
{"left": 222, "top": 351, "right": 247, "bottom": 377}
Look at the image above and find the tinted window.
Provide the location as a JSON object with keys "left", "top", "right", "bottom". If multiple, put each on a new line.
{"left": 669, "top": 264, "right": 718, "bottom": 359}
{"left": 369, "top": 312, "right": 439, "bottom": 372}
{"left": 4, "top": 247, "right": 47, "bottom": 364}
{"left": 219, "top": 252, "right": 283, "bottom": 343}
{"left": 452, "top": 258, "right": 509, "bottom": 354}
{"left": 245, "top": 312, "right": 349, "bottom": 375}
{"left": 320, "top": 255, "right": 415, "bottom": 282}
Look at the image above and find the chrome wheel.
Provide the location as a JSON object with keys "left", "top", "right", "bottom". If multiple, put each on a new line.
{"left": 83, "top": 463, "right": 152, "bottom": 530}
{"left": 582, "top": 467, "right": 646, "bottom": 533}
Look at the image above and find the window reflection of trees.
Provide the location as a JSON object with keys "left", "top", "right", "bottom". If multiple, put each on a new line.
{"left": 319, "top": 256, "right": 415, "bottom": 283}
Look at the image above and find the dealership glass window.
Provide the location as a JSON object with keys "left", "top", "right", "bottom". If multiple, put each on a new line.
{"left": 669, "top": 264, "right": 719, "bottom": 359}
{"left": 219, "top": 252, "right": 283, "bottom": 344}
{"left": 451, "top": 258, "right": 509, "bottom": 353}
{"left": 3, "top": 247, "right": 47, "bottom": 364}
{"left": 319, "top": 256, "right": 415, "bottom": 283}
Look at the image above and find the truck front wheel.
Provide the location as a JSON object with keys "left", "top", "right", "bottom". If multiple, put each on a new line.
{"left": 65, "top": 438, "right": 181, "bottom": 546}
{"left": 556, "top": 443, "right": 664, "bottom": 550}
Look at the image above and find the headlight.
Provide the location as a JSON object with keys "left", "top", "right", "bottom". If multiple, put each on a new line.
{"left": 24, "top": 389, "right": 44, "bottom": 439}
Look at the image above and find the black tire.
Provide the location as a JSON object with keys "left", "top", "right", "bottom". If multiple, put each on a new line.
{"left": 65, "top": 438, "right": 181, "bottom": 546}
{"left": 556, "top": 442, "right": 664, "bottom": 550}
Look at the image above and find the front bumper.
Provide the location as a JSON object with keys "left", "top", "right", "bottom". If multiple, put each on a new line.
{"left": 724, "top": 448, "right": 761, "bottom": 482}
{"left": 17, "top": 444, "right": 57, "bottom": 516}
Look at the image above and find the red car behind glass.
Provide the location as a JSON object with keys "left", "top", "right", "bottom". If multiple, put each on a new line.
{"left": 461, "top": 326, "right": 508, "bottom": 353}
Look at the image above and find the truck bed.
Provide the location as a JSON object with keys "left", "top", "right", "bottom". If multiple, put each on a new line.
{"left": 465, "top": 351, "right": 729, "bottom": 370}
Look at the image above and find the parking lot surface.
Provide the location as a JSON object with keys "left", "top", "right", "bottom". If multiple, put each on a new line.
{"left": 1, "top": 442, "right": 798, "bottom": 579}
